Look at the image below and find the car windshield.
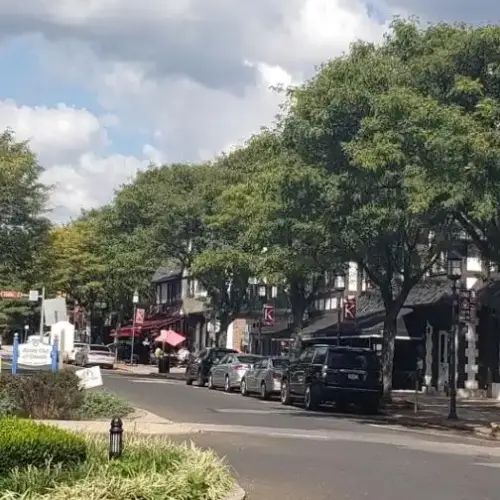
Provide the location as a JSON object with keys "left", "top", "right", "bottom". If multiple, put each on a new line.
{"left": 271, "top": 358, "right": 290, "bottom": 369}
{"left": 90, "top": 346, "right": 111, "bottom": 353}
{"left": 236, "top": 355, "right": 261, "bottom": 364}
{"left": 327, "top": 351, "right": 379, "bottom": 370}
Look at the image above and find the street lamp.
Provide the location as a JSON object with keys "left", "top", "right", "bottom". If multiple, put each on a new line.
{"left": 130, "top": 290, "right": 139, "bottom": 366}
{"left": 334, "top": 271, "right": 346, "bottom": 346}
{"left": 23, "top": 324, "right": 29, "bottom": 343}
{"left": 256, "top": 285, "right": 267, "bottom": 355}
{"left": 446, "top": 250, "right": 462, "bottom": 420}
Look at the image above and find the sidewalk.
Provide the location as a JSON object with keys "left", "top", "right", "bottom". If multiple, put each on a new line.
{"left": 382, "top": 393, "right": 500, "bottom": 439}
{"left": 114, "top": 363, "right": 185, "bottom": 379}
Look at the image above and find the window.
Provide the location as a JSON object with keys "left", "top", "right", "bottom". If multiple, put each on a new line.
{"left": 299, "top": 348, "right": 315, "bottom": 364}
{"left": 218, "top": 354, "right": 230, "bottom": 365}
{"left": 327, "top": 351, "right": 379, "bottom": 370}
{"left": 313, "top": 346, "right": 328, "bottom": 365}
{"left": 271, "top": 358, "right": 289, "bottom": 369}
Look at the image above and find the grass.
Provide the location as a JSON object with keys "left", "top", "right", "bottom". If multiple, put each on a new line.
{"left": 77, "top": 391, "right": 134, "bottom": 420}
{"left": 0, "top": 434, "right": 234, "bottom": 500}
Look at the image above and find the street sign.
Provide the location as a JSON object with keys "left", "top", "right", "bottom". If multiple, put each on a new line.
{"left": 75, "top": 366, "right": 103, "bottom": 389}
{"left": 0, "top": 290, "right": 23, "bottom": 299}
{"left": 344, "top": 297, "right": 357, "bottom": 320}
{"left": 44, "top": 297, "right": 68, "bottom": 326}
{"left": 263, "top": 304, "right": 275, "bottom": 325}
{"left": 28, "top": 290, "right": 39, "bottom": 302}
{"left": 135, "top": 308, "right": 145, "bottom": 325}
{"left": 18, "top": 340, "right": 52, "bottom": 366}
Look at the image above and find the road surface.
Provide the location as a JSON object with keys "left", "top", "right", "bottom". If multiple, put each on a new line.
{"left": 102, "top": 372, "right": 500, "bottom": 500}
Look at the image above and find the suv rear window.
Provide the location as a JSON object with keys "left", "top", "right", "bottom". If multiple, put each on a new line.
{"left": 327, "top": 351, "right": 379, "bottom": 370}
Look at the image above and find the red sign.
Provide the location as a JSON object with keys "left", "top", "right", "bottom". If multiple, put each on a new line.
{"left": 0, "top": 290, "right": 23, "bottom": 299}
{"left": 135, "top": 308, "right": 145, "bottom": 325}
{"left": 263, "top": 304, "right": 275, "bottom": 325}
{"left": 344, "top": 297, "right": 357, "bottom": 321}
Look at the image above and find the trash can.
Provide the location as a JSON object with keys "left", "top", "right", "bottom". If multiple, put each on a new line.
{"left": 158, "top": 356, "right": 170, "bottom": 374}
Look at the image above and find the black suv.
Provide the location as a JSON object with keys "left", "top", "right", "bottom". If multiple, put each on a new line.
{"left": 280, "top": 345, "right": 383, "bottom": 413}
{"left": 185, "top": 347, "right": 237, "bottom": 387}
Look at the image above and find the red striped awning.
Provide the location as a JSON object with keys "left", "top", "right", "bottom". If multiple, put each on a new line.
{"left": 111, "top": 316, "right": 179, "bottom": 338}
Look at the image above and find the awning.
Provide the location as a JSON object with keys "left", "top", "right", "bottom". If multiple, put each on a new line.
{"left": 155, "top": 329, "right": 186, "bottom": 347}
{"left": 360, "top": 307, "right": 417, "bottom": 340}
{"left": 111, "top": 317, "right": 180, "bottom": 338}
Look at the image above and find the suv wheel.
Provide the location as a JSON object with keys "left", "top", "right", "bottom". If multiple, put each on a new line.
{"left": 280, "top": 379, "right": 293, "bottom": 405}
{"left": 224, "top": 375, "right": 233, "bottom": 393}
{"left": 241, "top": 379, "right": 248, "bottom": 396}
{"left": 197, "top": 371, "right": 205, "bottom": 387}
{"left": 304, "top": 384, "right": 319, "bottom": 411}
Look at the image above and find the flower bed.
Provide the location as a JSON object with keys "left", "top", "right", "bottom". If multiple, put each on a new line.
{"left": 0, "top": 431, "right": 233, "bottom": 500}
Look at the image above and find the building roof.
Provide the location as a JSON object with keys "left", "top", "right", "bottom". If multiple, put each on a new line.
{"left": 301, "top": 277, "right": 452, "bottom": 341}
{"left": 151, "top": 263, "right": 183, "bottom": 283}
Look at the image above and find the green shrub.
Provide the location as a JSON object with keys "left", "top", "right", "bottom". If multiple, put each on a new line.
{"left": 0, "top": 418, "right": 87, "bottom": 475}
{"left": 78, "top": 391, "right": 133, "bottom": 420}
{"left": 0, "top": 435, "right": 233, "bottom": 500}
{"left": 0, "top": 372, "right": 83, "bottom": 419}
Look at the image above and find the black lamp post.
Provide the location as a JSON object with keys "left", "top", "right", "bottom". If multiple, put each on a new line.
{"left": 334, "top": 271, "right": 346, "bottom": 346}
{"left": 446, "top": 250, "right": 462, "bottom": 420}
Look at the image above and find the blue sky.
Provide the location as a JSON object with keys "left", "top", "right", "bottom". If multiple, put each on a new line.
{"left": 0, "top": 0, "right": 496, "bottom": 221}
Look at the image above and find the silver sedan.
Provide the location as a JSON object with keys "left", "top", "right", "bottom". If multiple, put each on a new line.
{"left": 208, "top": 353, "right": 262, "bottom": 392}
{"left": 240, "top": 356, "right": 290, "bottom": 399}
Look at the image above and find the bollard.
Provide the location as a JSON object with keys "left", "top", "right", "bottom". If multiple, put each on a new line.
{"left": 12, "top": 333, "right": 19, "bottom": 375}
{"left": 109, "top": 417, "right": 123, "bottom": 459}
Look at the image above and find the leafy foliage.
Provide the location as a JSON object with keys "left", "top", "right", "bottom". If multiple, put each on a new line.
{"left": 0, "top": 417, "right": 87, "bottom": 475}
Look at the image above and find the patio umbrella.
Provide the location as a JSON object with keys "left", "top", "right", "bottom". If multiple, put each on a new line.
{"left": 155, "top": 329, "right": 186, "bottom": 348}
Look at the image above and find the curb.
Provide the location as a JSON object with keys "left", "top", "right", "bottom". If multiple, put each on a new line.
{"left": 377, "top": 415, "right": 500, "bottom": 440}
{"left": 223, "top": 482, "right": 246, "bottom": 500}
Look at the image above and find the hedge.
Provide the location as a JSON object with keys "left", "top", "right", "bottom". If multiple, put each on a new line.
{"left": 0, "top": 418, "right": 87, "bottom": 474}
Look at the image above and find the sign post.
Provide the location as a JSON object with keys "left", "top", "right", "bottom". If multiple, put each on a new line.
{"left": 11, "top": 333, "right": 19, "bottom": 375}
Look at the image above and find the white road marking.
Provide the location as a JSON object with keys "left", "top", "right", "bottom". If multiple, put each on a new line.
{"left": 214, "top": 408, "right": 301, "bottom": 415}
{"left": 475, "top": 462, "right": 500, "bottom": 468}
{"left": 129, "top": 379, "right": 179, "bottom": 385}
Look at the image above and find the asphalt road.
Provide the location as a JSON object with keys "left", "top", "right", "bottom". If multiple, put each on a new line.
{"left": 102, "top": 372, "right": 500, "bottom": 500}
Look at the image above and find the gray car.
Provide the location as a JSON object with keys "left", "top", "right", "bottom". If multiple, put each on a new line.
{"left": 208, "top": 353, "right": 262, "bottom": 392}
{"left": 240, "top": 357, "right": 290, "bottom": 399}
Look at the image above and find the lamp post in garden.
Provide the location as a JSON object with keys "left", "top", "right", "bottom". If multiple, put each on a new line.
{"left": 130, "top": 290, "right": 139, "bottom": 366}
{"left": 446, "top": 250, "right": 462, "bottom": 420}
{"left": 334, "top": 271, "right": 346, "bottom": 346}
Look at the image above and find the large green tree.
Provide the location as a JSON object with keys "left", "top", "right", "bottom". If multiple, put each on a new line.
{"left": 381, "top": 20, "right": 500, "bottom": 266}
{"left": 283, "top": 24, "right": 466, "bottom": 394}
{"left": 0, "top": 130, "right": 50, "bottom": 334}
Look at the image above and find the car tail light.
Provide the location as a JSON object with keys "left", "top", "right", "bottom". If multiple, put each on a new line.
{"left": 273, "top": 372, "right": 282, "bottom": 380}
{"left": 234, "top": 364, "right": 246, "bottom": 371}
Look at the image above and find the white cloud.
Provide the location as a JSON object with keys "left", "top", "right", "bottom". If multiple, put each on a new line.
{"left": 0, "top": 1, "right": 495, "bottom": 221}
{"left": 0, "top": 99, "right": 152, "bottom": 220}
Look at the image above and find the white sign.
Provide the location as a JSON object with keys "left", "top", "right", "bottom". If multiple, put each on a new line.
{"left": 29, "top": 290, "right": 39, "bottom": 302}
{"left": 18, "top": 340, "right": 52, "bottom": 366}
{"left": 43, "top": 297, "right": 68, "bottom": 326}
{"left": 75, "top": 366, "right": 103, "bottom": 389}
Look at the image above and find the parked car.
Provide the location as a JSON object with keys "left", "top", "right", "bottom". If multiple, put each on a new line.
{"left": 241, "top": 356, "right": 290, "bottom": 399}
{"left": 208, "top": 353, "right": 262, "bottom": 392}
{"left": 185, "top": 347, "right": 238, "bottom": 387}
{"left": 280, "top": 345, "right": 383, "bottom": 413}
{"left": 67, "top": 342, "right": 86, "bottom": 364}
{"left": 75, "top": 344, "right": 115, "bottom": 369}
{"left": 107, "top": 342, "right": 140, "bottom": 364}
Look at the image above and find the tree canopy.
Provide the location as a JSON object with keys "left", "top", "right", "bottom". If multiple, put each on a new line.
{"left": 3, "top": 19, "right": 500, "bottom": 397}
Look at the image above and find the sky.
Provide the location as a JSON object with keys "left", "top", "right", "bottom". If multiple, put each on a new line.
{"left": 0, "top": 1, "right": 498, "bottom": 222}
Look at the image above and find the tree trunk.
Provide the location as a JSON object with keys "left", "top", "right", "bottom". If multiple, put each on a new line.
{"left": 381, "top": 315, "right": 397, "bottom": 401}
